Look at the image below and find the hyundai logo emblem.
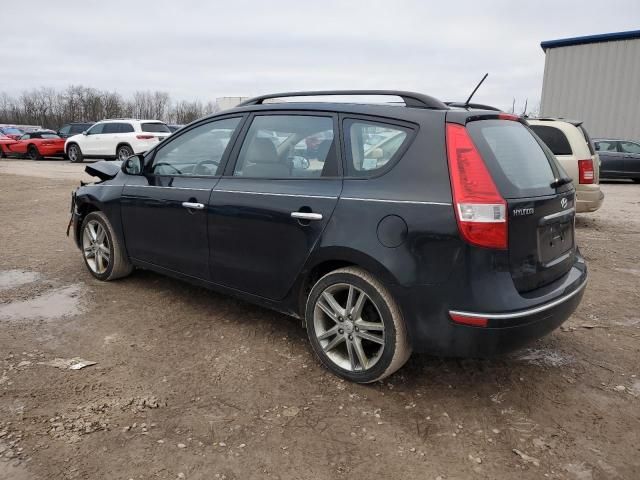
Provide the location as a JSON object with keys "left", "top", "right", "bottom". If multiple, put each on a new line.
{"left": 561, "top": 197, "right": 568, "bottom": 209}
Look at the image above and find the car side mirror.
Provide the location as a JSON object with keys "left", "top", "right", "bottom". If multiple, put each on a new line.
{"left": 122, "top": 154, "right": 144, "bottom": 175}
{"left": 82, "top": 131, "right": 88, "bottom": 135}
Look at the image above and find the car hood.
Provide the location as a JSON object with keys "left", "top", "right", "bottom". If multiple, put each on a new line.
{"left": 85, "top": 160, "right": 122, "bottom": 181}
{"left": 65, "top": 133, "right": 84, "bottom": 145}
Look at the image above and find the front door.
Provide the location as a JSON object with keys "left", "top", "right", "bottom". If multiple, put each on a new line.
{"left": 619, "top": 140, "right": 640, "bottom": 178}
{"left": 120, "top": 116, "right": 244, "bottom": 280}
{"left": 209, "top": 112, "right": 342, "bottom": 300}
{"left": 82, "top": 123, "right": 106, "bottom": 156}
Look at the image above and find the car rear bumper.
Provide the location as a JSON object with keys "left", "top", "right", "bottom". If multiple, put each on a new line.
{"left": 394, "top": 253, "right": 587, "bottom": 356}
{"left": 576, "top": 186, "right": 604, "bottom": 213}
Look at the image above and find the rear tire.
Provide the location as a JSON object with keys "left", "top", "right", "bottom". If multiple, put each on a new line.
{"left": 305, "top": 267, "right": 411, "bottom": 383}
{"left": 27, "top": 145, "right": 42, "bottom": 160}
{"left": 80, "top": 211, "right": 133, "bottom": 281}
{"left": 67, "top": 144, "right": 83, "bottom": 163}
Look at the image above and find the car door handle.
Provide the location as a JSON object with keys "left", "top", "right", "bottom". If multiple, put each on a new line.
{"left": 182, "top": 202, "right": 205, "bottom": 210}
{"left": 291, "top": 211, "right": 323, "bottom": 221}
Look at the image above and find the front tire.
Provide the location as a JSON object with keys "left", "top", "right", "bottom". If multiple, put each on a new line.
{"left": 117, "top": 145, "right": 134, "bottom": 161}
{"left": 305, "top": 267, "right": 411, "bottom": 383}
{"left": 81, "top": 211, "right": 133, "bottom": 281}
{"left": 67, "top": 144, "right": 83, "bottom": 163}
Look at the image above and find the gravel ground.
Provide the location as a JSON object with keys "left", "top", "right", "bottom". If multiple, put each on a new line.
{"left": 0, "top": 159, "right": 639, "bottom": 480}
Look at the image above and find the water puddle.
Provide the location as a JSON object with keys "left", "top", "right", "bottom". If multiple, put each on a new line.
{"left": 0, "top": 270, "right": 41, "bottom": 291}
{"left": 515, "top": 348, "right": 573, "bottom": 367}
{"left": 0, "top": 284, "right": 84, "bottom": 321}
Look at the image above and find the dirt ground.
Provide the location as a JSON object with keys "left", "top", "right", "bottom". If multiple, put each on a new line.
{"left": 0, "top": 159, "right": 638, "bottom": 480}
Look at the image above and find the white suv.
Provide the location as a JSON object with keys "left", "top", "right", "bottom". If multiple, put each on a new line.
{"left": 528, "top": 118, "right": 604, "bottom": 213}
{"left": 65, "top": 119, "right": 170, "bottom": 163}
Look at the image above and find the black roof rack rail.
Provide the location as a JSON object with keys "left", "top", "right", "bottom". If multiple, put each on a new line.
{"left": 238, "top": 90, "right": 449, "bottom": 110}
{"left": 445, "top": 102, "right": 502, "bottom": 112}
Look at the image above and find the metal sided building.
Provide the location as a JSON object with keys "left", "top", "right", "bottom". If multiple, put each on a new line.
{"left": 540, "top": 30, "right": 640, "bottom": 140}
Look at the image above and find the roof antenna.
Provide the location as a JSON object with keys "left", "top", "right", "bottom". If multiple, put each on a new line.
{"left": 464, "top": 73, "right": 489, "bottom": 107}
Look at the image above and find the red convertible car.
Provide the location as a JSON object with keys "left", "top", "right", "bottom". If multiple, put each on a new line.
{"left": 0, "top": 131, "right": 66, "bottom": 159}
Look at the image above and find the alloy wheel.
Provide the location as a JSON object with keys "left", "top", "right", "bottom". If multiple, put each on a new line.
{"left": 82, "top": 220, "right": 110, "bottom": 274}
{"left": 118, "top": 147, "right": 133, "bottom": 161}
{"left": 68, "top": 146, "right": 77, "bottom": 162}
{"left": 313, "top": 283, "right": 385, "bottom": 371}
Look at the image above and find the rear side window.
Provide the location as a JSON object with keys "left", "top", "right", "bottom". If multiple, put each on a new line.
{"left": 595, "top": 141, "right": 617, "bottom": 152}
{"left": 102, "top": 123, "right": 119, "bottom": 134}
{"left": 529, "top": 125, "right": 572, "bottom": 155}
{"left": 41, "top": 133, "right": 60, "bottom": 139}
{"left": 344, "top": 120, "right": 410, "bottom": 176}
{"left": 468, "top": 120, "right": 559, "bottom": 198}
{"left": 234, "top": 115, "right": 337, "bottom": 178}
{"left": 142, "top": 123, "right": 170, "bottom": 133}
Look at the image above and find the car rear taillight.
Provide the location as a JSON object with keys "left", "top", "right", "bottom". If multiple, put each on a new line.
{"left": 446, "top": 123, "right": 507, "bottom": 249}
{"left": 578, "top": 159, "right": 594, "bottom": 184}
{"left": 136, "top": 135, "right": 154, "bottom": 140}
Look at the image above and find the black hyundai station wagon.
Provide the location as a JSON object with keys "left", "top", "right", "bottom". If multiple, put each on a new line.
{"left": 68, "top": 90, "right": 587, "bottom": 383}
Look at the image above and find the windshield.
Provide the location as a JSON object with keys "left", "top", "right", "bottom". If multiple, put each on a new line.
{"left": 142, "top": 123, "right": 171, "bottom": 133}
{"left": 2, "top": 127, "right": 23, "bottom": 135}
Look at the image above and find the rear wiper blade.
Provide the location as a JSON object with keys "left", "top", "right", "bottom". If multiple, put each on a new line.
{"left": 550, "top": 176, "right": 572, "bottom": 188}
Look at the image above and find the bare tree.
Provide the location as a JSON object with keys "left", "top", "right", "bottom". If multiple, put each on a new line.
{"left": 0, "top": 85, "right": 218, "bottom": 129}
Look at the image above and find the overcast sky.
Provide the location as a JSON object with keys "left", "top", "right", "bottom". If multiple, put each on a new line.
{"left": 1, "top": 0, "right": 639, "bottom": 111}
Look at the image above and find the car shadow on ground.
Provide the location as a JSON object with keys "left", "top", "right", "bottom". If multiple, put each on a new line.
{"left": 122, "top": 268, "right": 563, "bottom": 392}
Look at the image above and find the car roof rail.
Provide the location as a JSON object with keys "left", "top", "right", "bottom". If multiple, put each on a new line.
{"left": 238, "top": 90, "right": 449, "bottom": 110}
{"left": 445, "top": 101, "right": 502, "bottom": 112}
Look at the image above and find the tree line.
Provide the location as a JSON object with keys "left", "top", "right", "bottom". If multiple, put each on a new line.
{"left": 0, "top": 85, "right": 221, "bottom": 129}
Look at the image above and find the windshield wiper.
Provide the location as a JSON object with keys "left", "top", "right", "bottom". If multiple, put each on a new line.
{"left": 550, "top": 176, "right": 572, "bottom": 188}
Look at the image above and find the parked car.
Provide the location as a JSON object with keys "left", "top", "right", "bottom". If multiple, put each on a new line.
{"left": 68, "top": 90, "right": 587, "bottom": 383}
{"left": 64, "top": 119, "right": 171, "bottom": 163}
{"left": 168, "top": 124, "right": 184, "bottom": 133}
{"left": 0, "top": 131, "right": 65, "bottom": 159}
{"left": 57, "top": 122, "right": 95, "bottom": 139}
{"left": 594, "top": 138, "right": 640, "bottom": 182}
{"left": 0, "top": 126, "right": 24, "bottom": 140}
{"left": 528, "top": 119, "right": 604, "bottom": 213}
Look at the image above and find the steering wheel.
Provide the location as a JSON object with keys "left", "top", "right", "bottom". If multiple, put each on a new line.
{"left": 153, "top": 162, "right": 183, "bottom": 175}
{"left": 193, "top": 159, "right": 219, "bottom": 175}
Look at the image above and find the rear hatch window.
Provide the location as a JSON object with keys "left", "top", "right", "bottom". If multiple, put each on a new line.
{"left": 142, "top": 123, "right": 171, "bottom": 133}
{"left": 466, "top": 120, "right": 561, "bottom": 199}
{"left": 529, "top": 125, "right": 573, "bottom": 156}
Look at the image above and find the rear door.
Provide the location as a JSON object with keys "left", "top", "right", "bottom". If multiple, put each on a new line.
{"left": 619, "top": 141, "right": 640, "bottom": 178}
{"left": 467, "top": 119, "right": 575, "bottom": 292}
{"left": 209, "top": 112, "right": 342, "bottom": 300}
{"left": 120, "top": 116, "right": 244, "bottom": 280}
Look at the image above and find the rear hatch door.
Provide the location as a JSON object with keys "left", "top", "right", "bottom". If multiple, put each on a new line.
{"left": 466, "top": 119, "right": 576, "bottom": 293}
